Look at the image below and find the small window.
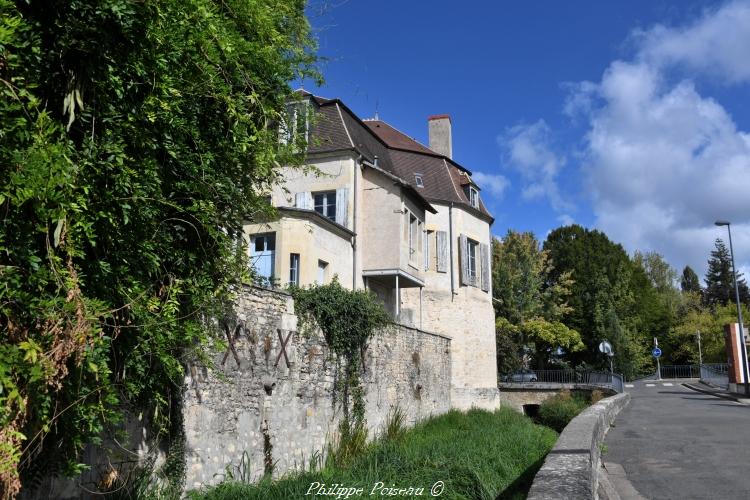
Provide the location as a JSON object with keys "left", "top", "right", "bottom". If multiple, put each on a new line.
{"left": 313, "top": 191, "right": 336, "bottom": 221}
{"left": 467, "top": 239, "right": 478, "bottom": 280}
{"left": 279, "top": 101, "right": 309, "bottom": 147}
{"left": 414, "top": 174, "right": 424, "bottom": 188}
{"left": 289, "top": 253, "right": 300, "bottom": 286}
{"left": 317, "top": 260, "right": 328, "bottom": 283}
{"left": 424, "top": 230, "right": 432, "bottom": 271}
{"left": 469, "top": 187, "right": 479, "bottom": 208}
{"left": 250, "top": 233, "right": 276, "bottom": 282}
{"left": 409, "top": 213, "right": 417, "bottom": 260}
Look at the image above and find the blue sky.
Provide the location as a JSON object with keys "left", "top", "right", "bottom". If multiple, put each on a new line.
{"left": 300, "top": 0, "right": 750, "bottom": 279}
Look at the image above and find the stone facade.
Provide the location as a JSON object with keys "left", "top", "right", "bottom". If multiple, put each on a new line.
{"left": 182, "top": 285, "right": 451, "bottom": 488}
{"left": 244, "top": 92, "right": 501, "bottom": 412}
{"left": 29, "top": 286, "right": 452, "bottom": 498}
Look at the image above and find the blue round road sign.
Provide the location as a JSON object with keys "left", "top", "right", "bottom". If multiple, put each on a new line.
{"left": 652, "top": 347, "right": 662, "bottom": 358}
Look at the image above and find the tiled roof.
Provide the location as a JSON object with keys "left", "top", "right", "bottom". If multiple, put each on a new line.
{"left": 299, "top": 90, "right": 493, "bottom": 222}
{"left": 362, "top": 120, "right": 436, "bottom": 156}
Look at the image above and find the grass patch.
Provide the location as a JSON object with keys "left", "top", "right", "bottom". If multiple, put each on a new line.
{"left": 535, "top": 390, "right": 597, "bottom": 432}
{"left": 188, "top": 407, "right": 557, "bottom": 500}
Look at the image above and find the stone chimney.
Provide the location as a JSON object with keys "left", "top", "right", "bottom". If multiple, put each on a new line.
{"left": 428, "top": 114, "right": 452, "bottom": 158}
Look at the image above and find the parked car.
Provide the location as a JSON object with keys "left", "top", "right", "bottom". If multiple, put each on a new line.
{"left": 503, "top": 369, "right": 538, "bottom": 383}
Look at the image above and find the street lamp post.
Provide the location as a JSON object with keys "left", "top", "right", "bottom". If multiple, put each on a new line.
{"left": 715, "top": 220, "right": 750, "bottom": 396}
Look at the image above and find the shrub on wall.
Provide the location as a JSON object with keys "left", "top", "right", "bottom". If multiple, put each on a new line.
{"left": 290, "top": 279, "right": 390, "bottom": 465}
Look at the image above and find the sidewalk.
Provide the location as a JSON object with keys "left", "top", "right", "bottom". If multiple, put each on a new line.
{"left": 682, "top": 380, "right": 750, "bottom": 405}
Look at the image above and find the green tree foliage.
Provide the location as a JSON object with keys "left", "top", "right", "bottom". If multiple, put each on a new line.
{"left": 681, "top": 265, "right": 701, "bottom": 294}
{"left": 704, "top": 239, "right": 750, "bottom": 307}
{"left": 492, "top": 230, "right": 573, "bottom": 324}
{"left": 665, "top": 299, "right": 746, "bottom": 365}
{"left": 0, "top": 0, "right": 316, "bottom": 494}
{"left": 492, "top": 230, "right": 581, "bottom": 370}
{"left": 543, "top": 225, "right": 658, "bottom": 377}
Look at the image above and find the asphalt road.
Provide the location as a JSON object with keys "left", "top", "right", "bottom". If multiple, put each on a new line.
{"left": 604, "top": 379, "right": 750, "bottom": 500}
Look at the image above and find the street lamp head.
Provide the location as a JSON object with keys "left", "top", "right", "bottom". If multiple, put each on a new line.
{"left": 715, "top": 220, "right": 731, "bottom": 226}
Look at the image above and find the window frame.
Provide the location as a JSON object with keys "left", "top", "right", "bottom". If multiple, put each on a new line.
{"left": 289, "top": 253, "right": 300, "bottom": 286}
{"left": 317, "top": 259, "right": 328, "bottom": 284}
{"left": 469, "top": 186, "right": 479, "bottom": 208}
{"left": 414, "top": 173, "right": 424, "bottom": 188}
{"left": 313, "top": 191, "right": 337, "bottom": 221}
{"left": 467, "top": 238, "right": 478, "bottom": 281}
{"left": 279, "top": 100, "right": 309, "bottom": 147}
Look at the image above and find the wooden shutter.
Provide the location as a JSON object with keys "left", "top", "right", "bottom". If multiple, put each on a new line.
{"left": 480, "top": 243, "right": 490, "bottom": 292}
{"left": 424, "top": 231, "right": 430, "bottom": 271}
{"left": 335, "top": 187, "right": 348, "bottom": 227}
{"left": 295, "top": 192, "right": 307, "bottom": 209}
{"left": 436, "top": 231, "right": 448, "bottom": 273}
{"left": 459, "top": 233, "right": 469, "bottom": 285}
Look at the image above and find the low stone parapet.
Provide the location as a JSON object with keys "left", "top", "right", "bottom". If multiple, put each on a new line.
{"left": 526, "top": 392, "right": 631, "bottom": 500}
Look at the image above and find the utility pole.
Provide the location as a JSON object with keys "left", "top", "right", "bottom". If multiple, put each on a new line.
{"left": 696, "top": 330, "right": 703, "bottom": 366}
{"left": 655, "top": 337, "right": 662, "bottom": 381}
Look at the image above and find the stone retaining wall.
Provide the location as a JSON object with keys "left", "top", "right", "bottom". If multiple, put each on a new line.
{"left": 182, "top": 285, "right": 452, "bottom": 489}
{"left": 526, "top": 392, "right": 631, "bottom": 500}
{"left": 29, "top": 286, "right": 452, "bottom": 498}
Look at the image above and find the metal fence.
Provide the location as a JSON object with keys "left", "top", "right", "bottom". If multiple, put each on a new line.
{"left": 658, "top": 364, "right": 701, "bottom": 379}
{"left": 500, "top": 369, "right": 625, "bottom": 393}
{"left": 700, "top": 363, "right": 729, "bottom": 389}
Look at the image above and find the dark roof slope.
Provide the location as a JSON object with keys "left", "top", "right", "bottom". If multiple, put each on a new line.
{"left": 299, "top": 90, "right": 493, "bottom": 222}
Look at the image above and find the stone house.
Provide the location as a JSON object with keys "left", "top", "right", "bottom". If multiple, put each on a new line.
{"left": 244, "top": 91, "right": 498, "bottom": 409}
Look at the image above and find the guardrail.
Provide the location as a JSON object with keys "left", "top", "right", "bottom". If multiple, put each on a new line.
{"left": 700, "top": 363, "right": 729, "bottom": 389}
{"left": 499, "top": 369, "right": 625, "bottom": 393}
{"left": 659, "top": 364, "right": 701, "bottom": 379}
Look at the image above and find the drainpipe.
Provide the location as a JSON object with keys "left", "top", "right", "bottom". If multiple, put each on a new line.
{"left": 449, "top": 202, "right": 455, "bottom": 301}
{"left": 352, "top": 155, "right": 360, "bottom": 290}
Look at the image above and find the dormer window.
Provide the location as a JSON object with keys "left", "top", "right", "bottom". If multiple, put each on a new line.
{"left": 279, "top": 101, "right": 309, "bottom": 147}
{"left": 465, "top": 186, "right": 479, "bottom": 208}
{"left": 469, "top": 187, "right": 479, "bottom": 208}
{"left": 414, "top": 174, "right": 424, "bottom": 188}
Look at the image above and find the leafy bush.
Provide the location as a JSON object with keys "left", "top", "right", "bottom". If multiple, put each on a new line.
{"left": 536, "top": 390, "right": 590, "bottom": 432}
{"left": 0, "top": 0, "right": 317, "bottom": 494}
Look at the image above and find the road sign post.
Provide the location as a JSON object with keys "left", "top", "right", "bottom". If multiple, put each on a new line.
{"left": 599, "top": 341, "right": 614, "bottom": 374}
{"left": 652, "top": 345, "right": 662, "bottom": 380}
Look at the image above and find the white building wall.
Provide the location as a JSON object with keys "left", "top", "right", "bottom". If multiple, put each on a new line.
{"left": 243, "top": 216, "right": 353, "bottom": 289}
{"left": 271, "top": 154, "right": 357, "bottom": 232}
{"left": 402, "top": 202, "right": 498, "bottom": 410}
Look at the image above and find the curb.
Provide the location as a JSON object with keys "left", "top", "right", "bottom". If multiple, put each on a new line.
{"left": 527, "top": 392, "right": 631, "bottom": 500}
{"left": 682, "top": 382, "right": 747, "bottom": 404}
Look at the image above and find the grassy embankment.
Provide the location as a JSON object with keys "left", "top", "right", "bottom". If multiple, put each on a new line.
{"left": 188, "top": 407, "right": 557, "bottom": 500}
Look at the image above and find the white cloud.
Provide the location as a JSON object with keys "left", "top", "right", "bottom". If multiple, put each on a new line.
{"left": 568, "top": 0, "right": 750, "bottom": 276}
{"left": 472, "top": 171, "right": 510, "bottom": 199}
{"left": 499, "top": 120, "right": 573, "bottom": 213}
{"left": 635, "top": 0, "right": 750, "bottom": 84}
{"left": 557, "top": 214, "right": 575, "bottom": 227}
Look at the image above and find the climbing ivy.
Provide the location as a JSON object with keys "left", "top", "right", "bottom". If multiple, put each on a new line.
{"left": 290, "top": 279, "right": 390, "bottom": 465}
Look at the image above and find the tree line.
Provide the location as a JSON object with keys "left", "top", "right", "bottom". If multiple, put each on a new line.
{"left": 493, "top": 225, "right": 750, "bottom": 379}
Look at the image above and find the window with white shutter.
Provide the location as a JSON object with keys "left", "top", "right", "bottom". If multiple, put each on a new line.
{"left": 436, "top": 231, "right": 448, "bottom": 273}
{"left": 335, "top": 187, "right": 348, "bottom": 227}
{"left": 480, "top": 243, "right": 490, "bottom": 292}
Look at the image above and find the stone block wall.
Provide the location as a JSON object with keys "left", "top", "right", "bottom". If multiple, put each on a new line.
{"left": 182, "top": 285, "right": 452, "bottom": 489}
{"left": 27, "top": 285, "right": 452, "bottom": 498}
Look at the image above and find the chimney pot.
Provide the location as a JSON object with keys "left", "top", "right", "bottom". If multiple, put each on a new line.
{"left": 428, "top": 115, "right": 452, "bottom": 158}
